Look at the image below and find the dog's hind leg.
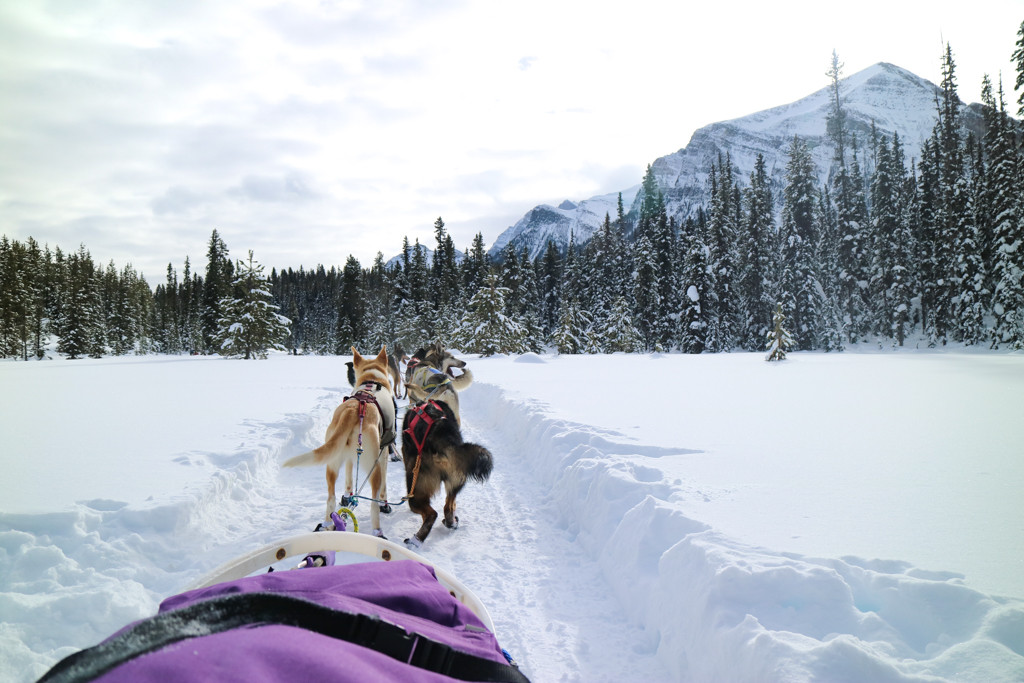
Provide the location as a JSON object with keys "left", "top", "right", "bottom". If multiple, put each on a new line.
{"left": 344, "top": 460, "right": 354, "bottom": 498}
{"left": 405, "top": 491, "right": 438, "bottom": 547}
{"left": 368, "top": 465, "right": 386, "bottom": 538}
{"left": 324, "top": 466, "right": 339, "bottom": 523}
{"left": 442, "top": 482, "right": 464, "bottom": 530}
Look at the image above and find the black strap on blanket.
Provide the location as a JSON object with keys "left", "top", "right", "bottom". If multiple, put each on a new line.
{"left": 39, "top": 592, "right": 531, "bottom": 683}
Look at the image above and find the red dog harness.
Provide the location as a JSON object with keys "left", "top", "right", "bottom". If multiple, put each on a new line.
{"left": 402, "top": 400, "right": 445, "bottom": 456}
{"left": 402, "top": 400, "right": 446, "bottom": 498}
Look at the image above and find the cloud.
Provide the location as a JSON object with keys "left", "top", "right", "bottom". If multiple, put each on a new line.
{"left": 227, "top": 171, "right": 319, "bottom": 204}
{"left": 518, "top": 56, "right": 536, "bottom": 71}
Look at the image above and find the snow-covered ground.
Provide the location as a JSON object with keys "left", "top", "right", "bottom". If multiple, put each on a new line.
{"left": 2, "top": 349, "right": 1023, "bottom": 682}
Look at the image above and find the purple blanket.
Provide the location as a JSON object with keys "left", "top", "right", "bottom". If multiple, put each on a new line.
{"left": 42, "top": 560, "right": 525, "bottom": 683}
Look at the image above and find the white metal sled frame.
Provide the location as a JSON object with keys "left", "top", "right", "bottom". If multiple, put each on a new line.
{"left": 184, "top": 531, "right": 495, "bottom": 632}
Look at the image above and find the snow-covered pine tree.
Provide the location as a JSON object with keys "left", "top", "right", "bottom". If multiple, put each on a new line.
{"left": 58, "top": 244, "right": 104, "bottom": 359}
{"left": 949, "top": 130, "right": 987, "bottom": 346}
{"left": 201, "top": 229, "right": 233, "bottom": 354}
{"left": 632, "top": 233, "right": 661, "bottom": 351}
{"left": 215, "top": 250, "right": 291, "bottom": 360}
{"left": 987, "top": 77, "right": 1024, "bottom": 349}
{"left": 868, "top": 134, "right": 899, "bottom": 339}
{"left": 705, "top": 154, "right": 740, "bottom": 351}
{"left": 598, "top": 296, "right": 641, "bottom": 353}
{"left": 0, "top": 236, "right": 25, "bottom": 358}
{"left": 779, "top": 136, "right": 824, "bottom": 350}
{"left": 334, "top": 255, "right": 366, "bottom": 353}
{"left": 539, "top": 240, "right": 562, "bottom": 337}
{"left": 814, "top": 184, "right": 845, "bottom": 351}
{"left": 552, "top": 297, "right": 593, "bottom": 355}
{"left": 929, "top": 44, "right": 969, "bottom": 345}
{"left": 887, "top": 133, "right": 918, "bottom": 347}
{"left": 461, "top": 232, "right": 489, "bottom": 299}
{"left": 452, "top": 274, "right": 526, "bottom": 356}
{"left": 765, "top": 303, "right": 795, "bottom": 361}
{"left": 738, "top": 154, "right": 776, "bottom": 351}
{"left": 676, "top": 214, "right": 709, "bottom": 354}
{"left": 1013, "top": 20, "right": 1024, "bottom": 116}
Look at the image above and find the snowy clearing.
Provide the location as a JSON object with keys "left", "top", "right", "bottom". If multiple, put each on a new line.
{"left": 1, "top": 350, "right": 1023, "bottom": 682}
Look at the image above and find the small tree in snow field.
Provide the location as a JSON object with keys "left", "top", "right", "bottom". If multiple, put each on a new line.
{"left": 216, "top": 250, "right": 291, "bottom": 359}
{"left": 765, "top": 303, "right": 795, "bottom": 361}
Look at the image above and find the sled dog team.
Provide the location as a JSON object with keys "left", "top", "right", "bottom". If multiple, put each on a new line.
{"left": 283, "top": 342, "right": 492, "bottom": 548}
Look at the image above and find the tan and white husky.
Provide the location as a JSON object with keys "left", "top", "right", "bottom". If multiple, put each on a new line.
{"left": 283, "top": 346, "right": 393, "bottom": 536}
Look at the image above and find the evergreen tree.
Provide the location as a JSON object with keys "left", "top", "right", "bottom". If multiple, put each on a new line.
{"left": 58, "top": 245, "right": 103, "bottom": 359}
{"left": 631, "top": 233, "right": 661, "bottom": 351}
{"left": 202, "top": 229, "right": 233, "bottom": 353}
{"left": 950, "top": 131, "right": 987, "bottom": 346}
{"left": 431, "top": 216, "right": 460, "bottom": 312}
{"left": 779, "top": 136, "right": 824, "bottom": 350}
{"left": 765, "top": 303, "right": 795, "bottom": 361}
{"left": 928, "top": 44, "right": 969, "bottom": 345}
{"left": 552, "top": 297, "right": 594, "bottom": 355}
{"left": 539, "top": 240, "right": 562, "bottom": 337}
{"left": 677, "top": 215, "right": 710, "bottom": 354}
{"left": 1013, "top": 20, "right": 1024, "bottom": 116}
{"left": 335, "top": 255, "right": 366, "bottom": 352}
{"left": 452, "top": 273, "right": 527, "bottom": 356}
{"left": 215, "top": 250, "right": 291, "bottom": 359}
{"left": 987, "top": 77, "right": 1024, "bottom": 348}
{"left": 738, "top": 154, "right": 776, "bottom": 350}
{"left": 461, "top": 232, "right": 489, "bottom": 297}
{"left": 599, "top": 296, "right": 641, "bottom": 353}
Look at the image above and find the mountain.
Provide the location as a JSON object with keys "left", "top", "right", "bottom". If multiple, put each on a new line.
{"left": 489, "top": 62, "right": 987, "bottom": 259}
{"left": 487, "top": 188, "right": 639, "bottom": 262}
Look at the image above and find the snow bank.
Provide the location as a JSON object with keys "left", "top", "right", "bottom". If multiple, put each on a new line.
{"left": 466, "top": 377, "right": 1024, "bottom": 681}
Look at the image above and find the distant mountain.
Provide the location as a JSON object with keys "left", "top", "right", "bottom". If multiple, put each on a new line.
{"left": 487, "top": 187, "right": 639, "bottom": 262}
{"left": 489, "top": 62, "right": 987, "bottom": 259}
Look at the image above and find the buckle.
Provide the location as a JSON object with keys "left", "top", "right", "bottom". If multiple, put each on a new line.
{"left": 407, "top": 637, "right": 457, "bottom": 674}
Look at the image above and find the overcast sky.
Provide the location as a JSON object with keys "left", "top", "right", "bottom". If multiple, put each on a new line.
{"left": 1, "top": 0, "right": 1020, "bottom": 282}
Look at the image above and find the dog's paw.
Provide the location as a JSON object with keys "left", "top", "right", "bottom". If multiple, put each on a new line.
{"left": 404, "top": 537, "right": 422, "bottom": 549}
{"left": 371, "top": 528, "right": 386, "bottom": 539}
{"left": 443, "top": 516, "right": 459, "bottom": 530}
{"left": 379, "top": 502, "right": 392, "bottom": 514}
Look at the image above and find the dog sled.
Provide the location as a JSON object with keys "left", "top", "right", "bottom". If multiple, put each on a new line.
{"left": 38, "top": 524, "right": 530, "bottom": 683}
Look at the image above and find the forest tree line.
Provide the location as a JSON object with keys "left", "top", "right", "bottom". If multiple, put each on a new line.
{"left": 2, "top": 40, "right": 1024, "bottom": 359}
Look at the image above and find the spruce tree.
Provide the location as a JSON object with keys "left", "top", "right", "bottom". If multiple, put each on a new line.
{"left": 738, "top": 154, "right": 776, "bottom": 350}
{"left": 202, "top": 229, "right": 233, "bottom": 353}
{"left": 1013, "top": 20, "right": 1024, "bottom": 116}
{"left": 987, "top": 78, "right": 1024, "bottom": 348}
{"left": 779, "top": 136, "right": 824, "bottom": 350}
{"left": 58, "top": 245, "right": 104, "bottom": 359}
{"left": 765, "top": 303, "right": 795, "bottom": 361}
{"left": 215, "top": 250, "right": 291, "bottom": 359}
{"left": 599, "top": 296, "right": 641, "bottom": 353}
{"left": 452, "top": 274, "right": 526, "bottom": 356}
{"left": 677, "top": 216, "right": 709, "bottom": 354}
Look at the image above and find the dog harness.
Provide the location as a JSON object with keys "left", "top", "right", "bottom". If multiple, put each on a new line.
{"left": 403, "top": 400, "right": 445, "bottom": 456}
{"left": 402, "top": 400, "right": 446, "bottom": 498}
{"left": 343, "top": 383, "right": 386, "bottom": 443}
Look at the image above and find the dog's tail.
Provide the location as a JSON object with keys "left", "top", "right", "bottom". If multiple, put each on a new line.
{"left": 283, "top": 432, "right": 349, "bottom": 468}
{"left": 282, "top": 446, "right": 328, "bottom": 468}
{"left": 450, "top": 368, "right": 473, "bottom": 392}
{"left": 458, "top": 442, "right": 493, "bottom": 482}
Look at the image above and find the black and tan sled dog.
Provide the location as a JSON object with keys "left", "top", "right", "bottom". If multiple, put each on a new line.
{"left": 401, "top": 398, "right": 492, "bottom": 548}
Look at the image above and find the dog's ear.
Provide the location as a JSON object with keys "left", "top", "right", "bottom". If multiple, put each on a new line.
{"left": 351, "top": 346, "right": 363, "bottom": 365}
{"left": 375, "top": 345, "right": 388, "bottom": 365}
